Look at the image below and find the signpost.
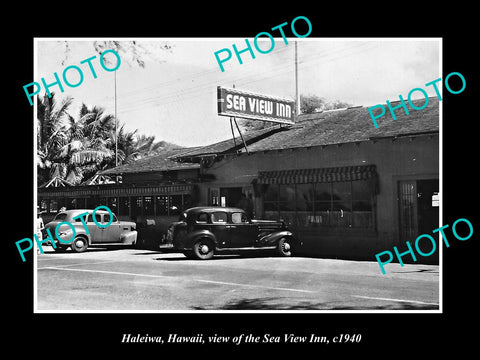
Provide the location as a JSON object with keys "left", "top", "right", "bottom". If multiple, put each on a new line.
{"left": 217, "top": 86, "right": 295, "bottom": 125}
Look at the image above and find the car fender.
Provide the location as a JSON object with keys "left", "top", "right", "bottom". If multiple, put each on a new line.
{"left": 185, "top": 230, "right": 217, "bottom": 248}
{"left": 120, "top": 230, "right": 137, "bottom": 245}
{"left": 259, "top": 230, "right": 296, "bottom": 247}
{"left": 50, "top": 223, "right": 91, "bottom": 246}
{"left": 72, "top": 225, "right": 92, "bottom": 245}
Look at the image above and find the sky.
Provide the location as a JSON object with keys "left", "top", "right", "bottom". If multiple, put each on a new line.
{"left": 35, "top": 38, "right": 440, "bottom": 147}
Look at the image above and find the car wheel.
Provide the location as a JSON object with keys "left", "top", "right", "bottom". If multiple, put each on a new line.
{"left": 71, "top": 236, "right": 88, "bottom": 253}
{"left": 277, "top": 237, "right": 292, "bottom": 257}
{"left": 193, "top": 239, "right": 214, "bottom": 260}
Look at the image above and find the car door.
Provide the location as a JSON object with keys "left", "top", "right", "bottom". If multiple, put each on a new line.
{"left": 86, "top": 213, "right": 103, "bottom": 244}
{"left": 209, "top": 211, "right": 229, "bottom": 248}
{"left": 86, "top": 213, "right": 121, "bottom": 243}
{"left": 227, "top": 212, "right": 257, "bottom": 248}
{"left": 101, "top": 213, "right": 122, "bottom": 243}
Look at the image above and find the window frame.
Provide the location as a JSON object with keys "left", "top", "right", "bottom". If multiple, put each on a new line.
{"left": 210, "top": 211, "right": 228, "bottom": 224}
{"left": 263, "top": 179, "right": 375, "bottom": 229}
{"left": 231, "top": 211, "right": 248, "bottom": 224}
{"left": 196, "top": 212, "right": 209, "bottom": 224}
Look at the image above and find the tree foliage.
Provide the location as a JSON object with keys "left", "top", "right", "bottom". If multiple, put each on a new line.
{"left": 37, "top": 92, "right": 173, "bottom": 186}
{"left": 300, "top": 94, "right": 352, "bottom": 114}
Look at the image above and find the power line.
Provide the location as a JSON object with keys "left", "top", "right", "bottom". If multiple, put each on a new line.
{"left": 116, "top": 42, "right": 381, "bottom": 115}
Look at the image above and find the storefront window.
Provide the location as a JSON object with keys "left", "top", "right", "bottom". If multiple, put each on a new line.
{"left": 295, "top": 184, "right": 315, "bottom": 227}
{"left": 170, "top": 195, "right": 183, "bottom": 215}
{"left": 108, "top": 197, "right": 118, "bottom": 215}
{"left": 313, "top": 183, "right": 332, "bottom": 227}
{"left": 279, "top": 185, "right": 296, "bottom": 211}
{"left": 39, "top": 199, "right": 48, "bottom": 213}
{"left": 156, "top": 195, "right": 169, "bottom": 215}
{"left": 264, "top": 184, "right": 279, "bottom": 214}
{"left": 352, "top": 180, "right": 373, "bottom": 228}
{"left": 263, "top": 179, "right": 375, "bottom": 229}
{"left": 183, "top": 194, "right": 193, "bottom": 210}
{"left": 144, "top": 196, "right": 154, "bottom": 216}
{"left": 210, "top": 189, "right": 219, "bottom": 206}
{"left": 331, "top": 182, "right": 352, "bottom": 227}
{"left": 50, "top": 199, "right": 58, "bottom": 213}
{"left": 119, "top": 197, "right": 130, "bottom": 216}
{"left": 131, "top": 196, "right": 142, "bottom": 219}
{"left": 86, "top": 197, "right": 96, "bottom": 209}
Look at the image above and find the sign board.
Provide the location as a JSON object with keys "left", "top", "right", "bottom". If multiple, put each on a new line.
{"left": 432, "top": 192, "right": 439, "bottom": 207}
{"left": 217, "top": 86, "right": 295, "bottom": 124}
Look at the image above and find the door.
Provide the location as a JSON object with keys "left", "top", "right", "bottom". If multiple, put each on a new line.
{"left": 86, "top": 213, "right": 103, "bottom": 244}
{"left": 101, "top": 213, "right": 122, "bottom": 243}
{"left": 86, "top": 213, "right": 121, "bottom": 243}
{"left": 398, "top": 179, "right": 439, "bottom": 243}
{"left": 209, "top": 211, "right": 229, "bottom": 248}
{"left": 227, "top": 211, "right": 257, "bottom": 248}
{"left": 398, "top": 181, "right": 417, "bottom": 242}
{"left": 417, "top": 179, "right": 439, "bottom": 241}
{"left": 220, "top": 187, "right": 243, "bottom": 207}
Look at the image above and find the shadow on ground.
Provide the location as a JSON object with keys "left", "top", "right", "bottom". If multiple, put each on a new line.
{"left": 191, "top": 297, "right": 439, "bottom": 311}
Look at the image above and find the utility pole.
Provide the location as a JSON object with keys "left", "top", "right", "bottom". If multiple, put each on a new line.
{"left": 114, "top": 70, "right": 118, "bottom": 167}
{"left": 295, "top": 40, "right": 300, "bottom": 120}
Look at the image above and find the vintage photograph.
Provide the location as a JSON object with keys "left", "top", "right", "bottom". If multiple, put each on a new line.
{"left": 33, "top": 38, "right": 441, "bottom": 312}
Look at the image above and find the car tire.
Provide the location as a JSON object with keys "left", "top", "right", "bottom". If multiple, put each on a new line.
{"left": 193, "top": 239, "right": 214, "bottom": 260}
{"left": 277, "top": 237, "right": 292, "bottom": 257}
{"left": 71, "top": 236, "right": 88, "bottom": 253}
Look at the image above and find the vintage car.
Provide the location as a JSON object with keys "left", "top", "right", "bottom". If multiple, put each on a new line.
{"left": 164, "top": 206, "right": 302, "bottom": 260}
{"left": 44, "top": 209, "right": 137, "bottom": 253}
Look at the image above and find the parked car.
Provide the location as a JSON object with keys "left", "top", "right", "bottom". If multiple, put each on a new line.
{"left": 45, "top": 209, "right": 137, "bottom": 253}
{"left": 164, "top": 206, "right": 302, "bottom": 260}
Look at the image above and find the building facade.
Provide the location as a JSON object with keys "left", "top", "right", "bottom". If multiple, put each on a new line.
{"left": 38, "top": 97, "right": 439, "bottom": 261}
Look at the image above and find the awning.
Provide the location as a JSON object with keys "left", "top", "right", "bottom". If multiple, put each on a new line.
{"left": 257, "top": 165, "right": 377, "bottom": 185}
{"left": 38, "top": 184, "right": 195, "bottom": 197}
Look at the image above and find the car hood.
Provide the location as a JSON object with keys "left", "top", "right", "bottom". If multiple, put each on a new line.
{"left": 251, "top": 219, "right": 283, "bottom": 224}
{"left": 168, "top": 221, "right": 186, "bottom": 228}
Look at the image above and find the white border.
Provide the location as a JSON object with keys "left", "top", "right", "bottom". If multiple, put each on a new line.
{"left": 33, "top": 37, "right": 442, "bottom": 314}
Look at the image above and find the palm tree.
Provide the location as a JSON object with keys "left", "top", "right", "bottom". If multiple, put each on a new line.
{"left": 37, "top": 95, "right": 116, "bottom": 186}
{"left": 108, "top": 124, "right": 137, "bottom": 167}
{"left": 38, "top": 93, "right": 179, "bottom": 187}
{"left": 37, "top": 92, "right": 73, "bottom": 186}
{"left": 62, "top": 104, "right": 115, "bottom": 183}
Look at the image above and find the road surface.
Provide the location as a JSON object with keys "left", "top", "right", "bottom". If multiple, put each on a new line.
{"left": 36, "top": 246, "right": 439, "bottom": 311}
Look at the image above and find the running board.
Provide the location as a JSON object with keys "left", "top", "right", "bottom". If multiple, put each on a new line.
{"left": 215, "top": 246, "right": 276, "bottom": 252}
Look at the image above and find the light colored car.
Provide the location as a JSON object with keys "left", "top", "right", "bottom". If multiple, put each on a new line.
{"left": 45, "top": 209, "right": 137, "bottom": 253}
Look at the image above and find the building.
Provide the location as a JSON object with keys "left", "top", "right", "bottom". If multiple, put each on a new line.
{"left": 38, "top": 148, "right": 202, "bottom": 246}
{"left": 171, "top": 96, "right": 440, "bottom": 261}
{"left": 38, "top": 97, "right": 439, "bottom": 261}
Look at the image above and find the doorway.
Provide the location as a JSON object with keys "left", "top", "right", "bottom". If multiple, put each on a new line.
{"left": 220, "top": 187, "right": 243, "bottom": 207}
{"left": 398, "top": 179, "right": 439, "bottom": 243}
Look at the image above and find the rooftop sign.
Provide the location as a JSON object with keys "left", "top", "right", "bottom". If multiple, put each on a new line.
{"left": 217, "top": 86, "right": 295, "bottom": 125}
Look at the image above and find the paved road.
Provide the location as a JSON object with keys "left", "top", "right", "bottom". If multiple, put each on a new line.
{"left": 36, "top": 246, "right": 439, "bottom": 311}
